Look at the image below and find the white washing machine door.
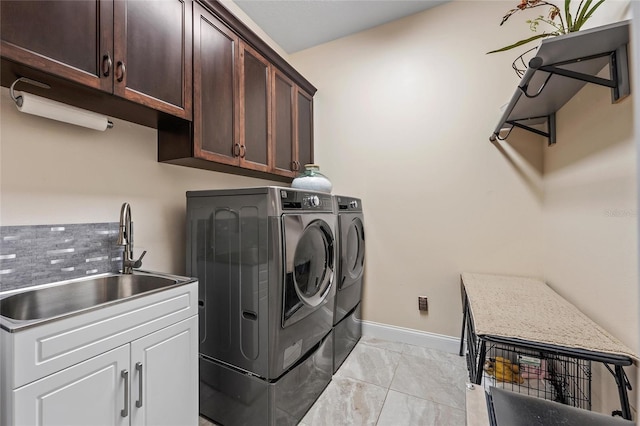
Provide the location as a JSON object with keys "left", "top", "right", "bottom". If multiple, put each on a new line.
{"left": 282, "top": 214, "right": 335, "bottom": 327}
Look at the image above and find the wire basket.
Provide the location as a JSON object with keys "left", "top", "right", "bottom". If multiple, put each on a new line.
{"left": 512, "top": 46, "right": 539, "bottom": 78}
{"left": 477, "top": 342, "right": 592, "bottom": 410}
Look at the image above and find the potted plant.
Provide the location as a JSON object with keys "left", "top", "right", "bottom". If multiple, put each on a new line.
{"left": 488, "top": 0, "right": 607, "bottom": 76}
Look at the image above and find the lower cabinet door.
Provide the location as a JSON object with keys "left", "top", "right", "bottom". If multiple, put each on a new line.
{"left": 13, "top": 345, "right": 129, "bottom": 426}
{"left": 130, "top": 316, "right": 198, "bottom": 426}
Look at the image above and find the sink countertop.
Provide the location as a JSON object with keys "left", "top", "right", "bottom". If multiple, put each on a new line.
{"left": 0, "top": 270, "right": 197, "bottom": 333}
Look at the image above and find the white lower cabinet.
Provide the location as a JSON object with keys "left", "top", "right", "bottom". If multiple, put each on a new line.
{"left": 11, "top": 316, "right": 198, "bottom": 426}
{"left": 130, "top": 316, "right": 198, "bottom": 426}
{"left": 14, "top": 345, "right": 130, "bottom": 426}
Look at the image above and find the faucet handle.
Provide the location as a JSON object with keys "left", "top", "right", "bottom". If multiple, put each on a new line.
{"left": 132, "top": 250, "right": 147, "bottom": 269}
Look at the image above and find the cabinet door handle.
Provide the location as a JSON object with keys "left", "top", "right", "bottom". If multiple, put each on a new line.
{"left": 116, "top": 61, "right": 126, "bottom": 83}
{"left": 121, "top": 369, "right": 129, "bottom": 417}
{"left": 135, "top": 362, "right": 143, "bottom": 408}
{"left": 233, "top": 143, "right": 240, "bottom": 157}
{"left": 240, "top": 145, "right": 246, "bottom": 158}
{"left": 102, "top": 53, "right": 112, "bottom": 77}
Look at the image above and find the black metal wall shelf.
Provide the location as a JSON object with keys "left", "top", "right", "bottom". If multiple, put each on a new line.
{"left": 490, "top": 20, "right": 630, "bottom": 146}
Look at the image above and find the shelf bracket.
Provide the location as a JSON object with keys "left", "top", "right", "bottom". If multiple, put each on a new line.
{"left": 503, "top": 113, "right": 556, "bottom": 146}
{"left": 530, "top": 46, "right": 630, "bottom": 102}
{"left": 489, "top": 21, "right": 630, "bottom": 146}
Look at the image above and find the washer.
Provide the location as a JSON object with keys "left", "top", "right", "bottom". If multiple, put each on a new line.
{"left": 332, "top": 195, "right": 365, "bottom": 373}
{"left": 186, "top": 187, "right": 335, "bottom": 426}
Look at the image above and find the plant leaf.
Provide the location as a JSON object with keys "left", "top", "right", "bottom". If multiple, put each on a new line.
{"left": 574, "top": 0, "right": 594, "bottom": 29}
{"left": 579, "top": 0, "right": 606, "bottom": 28}
{"left": 574, "top": 0, "right": 587, "bottom": 27}
{"left": 487, "top": 33, "right": 556, "bottom": 54}
{"left": 564, "top": 0, "right": 573, "bottom": 30}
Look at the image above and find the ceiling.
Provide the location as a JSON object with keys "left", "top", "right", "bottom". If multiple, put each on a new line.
{"left": 234, "top": 0, "right": 448, "bottom": 54}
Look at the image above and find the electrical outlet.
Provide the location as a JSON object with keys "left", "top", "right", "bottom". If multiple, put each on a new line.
{"left": 418, "top": 296, "right": 428, "bottom": 312}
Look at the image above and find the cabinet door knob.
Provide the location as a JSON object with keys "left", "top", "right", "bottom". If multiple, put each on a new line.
{"left": 233, "top": 143, "right": 241, "bottom": 157}
{"left": 102, "top": 53, "right": 112, "bottom": 77}
{"left": 121, "top": 369, "right": 129, "bottom": 417}
{"left": 116, "top": 61, "right": 126, "bottom": 83}
{"left": 240, "top": 145, "right": 246, "bottom": 158}
{"left": 135, "top": 362, "right": 144, "bottom": 408}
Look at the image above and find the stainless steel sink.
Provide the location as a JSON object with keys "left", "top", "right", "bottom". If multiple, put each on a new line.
{"left": 0, "top": 273, "right": 181, "bottom": 322}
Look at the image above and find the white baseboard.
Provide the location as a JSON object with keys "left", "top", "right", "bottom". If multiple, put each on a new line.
{"left": 361, "top": 320, "right": 461, "bottom": 354}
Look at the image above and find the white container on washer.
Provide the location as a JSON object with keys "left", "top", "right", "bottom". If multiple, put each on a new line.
{"left": 291, "top": 164, "right": 332, "bottom": 193}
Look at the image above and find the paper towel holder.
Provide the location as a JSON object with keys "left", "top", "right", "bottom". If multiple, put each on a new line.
{"left": 10, "top": 77, "right": 114, "bottom": 130}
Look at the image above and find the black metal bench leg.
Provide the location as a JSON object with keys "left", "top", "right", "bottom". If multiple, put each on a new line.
{"left": 615, "top": 365, "right": 632, "bottom": 420}
{"left": 459, "top": 298, "right": 467, "bottom": 357}
{"left": 475, "top": 340, "right": 486, "bottom": 385}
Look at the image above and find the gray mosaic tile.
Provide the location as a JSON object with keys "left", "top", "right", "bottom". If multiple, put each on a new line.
{"left": 0, "top": 222, "right": 121, "bottom": 292}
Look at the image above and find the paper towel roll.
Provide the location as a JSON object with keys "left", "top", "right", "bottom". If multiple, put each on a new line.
{"left": 16, "top": 92, "right": 111, "bottom": 131}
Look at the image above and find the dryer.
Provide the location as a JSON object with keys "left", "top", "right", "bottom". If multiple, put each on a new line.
{"left": 186, "top": 187, "right": 335, "bottom": 426}
{"left": 332, "top": 195, "right": 365, "bottom": 373}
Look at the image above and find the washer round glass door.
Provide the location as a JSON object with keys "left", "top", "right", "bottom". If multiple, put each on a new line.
{"left": 292, "top": 219, "right": 334, "bottom": 307}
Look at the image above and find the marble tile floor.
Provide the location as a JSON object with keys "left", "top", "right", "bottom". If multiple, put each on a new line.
{"left": 200, "top": 336, "right": 468, "bottom": 426}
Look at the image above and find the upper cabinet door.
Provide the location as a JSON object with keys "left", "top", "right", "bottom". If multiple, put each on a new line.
{"left": 113, "top": 0, "right": 192, "bottom": 119}
{"left": 0, "top": 0, "right": 114, "bottom": 92}
{"left": 296, "top": 89, "right": 314, "bottom": 168}
{"left": 272, "top": 69, "right": 296, "bottom": 177}
{"left": 239, "top": 42, "right": 270, "bottom": 172}
{"left": 193, "top": 3, "right": 239, "bottom": 165}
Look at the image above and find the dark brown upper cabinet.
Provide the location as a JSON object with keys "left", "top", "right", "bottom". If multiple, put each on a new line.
{"left": 0, "top": 0, "right": 192, "bottom": 120}
{"left": 239, "top": 42, "right": 271, "bottom": 173}
{"left": 272, "top": 69, "right": 296, "bottom": 177}
{"left": 192, "top": 5, "right": 239, "bottom": 166}
{"left": 190, "top": 4, "right": 270, "bottom": 172}
{"left": 0, "top": 1, "right": 114, "bottom": 92}
{"left": 272, "top": 69, "right": 315, "bottom": 178}
{"left": 297, "top": 89, "right": 314, "bottom": 169}
{"left": 114, "top": 0, "right": 192, "bottom": 119}
{"left": 159, "top": 1, "right": 314, "bottom": 181}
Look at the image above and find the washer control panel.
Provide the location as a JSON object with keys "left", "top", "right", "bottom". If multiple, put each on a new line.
{"left": 280, "top": 189, "right": 332, "bottom": 211}
{"left": 306, "top": 195, "right": 321, "bottom": 207}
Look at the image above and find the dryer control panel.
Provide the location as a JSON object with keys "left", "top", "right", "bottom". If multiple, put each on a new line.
{"left": 279, "top": 189, "right": 333, "bottom": 212}
{"left": 335, "top": 196, "right": 363, "bottom": 212}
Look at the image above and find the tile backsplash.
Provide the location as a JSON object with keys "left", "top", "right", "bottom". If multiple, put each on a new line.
{"left": 0, "top": 223, "right": 123, "bottom": 293}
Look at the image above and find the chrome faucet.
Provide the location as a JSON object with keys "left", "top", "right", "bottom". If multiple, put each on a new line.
{"left": 117, "top": 202, "right": 147, "bottom": 274}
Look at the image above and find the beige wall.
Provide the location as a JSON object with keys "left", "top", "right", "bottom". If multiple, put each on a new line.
{"left": 541, "top": 29, "right": 637, "bottom": 420}
{"left": 0, "top": 88, "right": 279, "bottom": 274}
{"left": 542, "top": 79, "right": 638, "bottom": 415}
{"left": 1, "top": 0, "right": 637, "bottom": 415}
{"left": 290, "top": 0, "right": 548, "bottom": 338}
{"left": 0, "top": 0, "right": 286, "bottom": 275}
{"left": 288, "top": 0, "right": 637, "bottom": 415}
